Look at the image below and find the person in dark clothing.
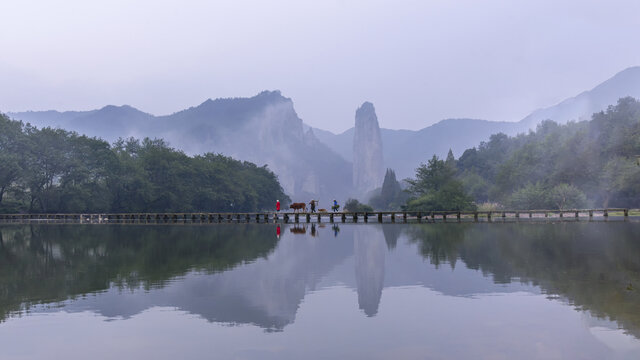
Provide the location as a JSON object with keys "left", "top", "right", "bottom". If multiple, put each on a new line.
{"left": 309, "top": 200, "right": 316, "bottom": 213}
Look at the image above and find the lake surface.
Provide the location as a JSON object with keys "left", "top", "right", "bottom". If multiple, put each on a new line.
{"left": 1, "top": 221, "right": 639, "bottom": 359}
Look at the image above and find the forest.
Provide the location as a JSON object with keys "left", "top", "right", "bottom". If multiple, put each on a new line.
{"left": 455, "top": 97, "right": 640, "bottom": 209}
{"left": 379, "top": 97, "right": 640, "bottom": 211}
{"left": 0, "top": 114, "right": 289, "bottom": 213}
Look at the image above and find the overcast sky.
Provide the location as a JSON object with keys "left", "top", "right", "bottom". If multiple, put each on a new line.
{"left": 1, "top": 0, "right": 640, "bottom": 133}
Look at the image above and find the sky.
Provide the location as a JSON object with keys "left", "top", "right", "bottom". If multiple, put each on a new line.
{"left": 1, "top": 0, "right": 640, "bottom": 133}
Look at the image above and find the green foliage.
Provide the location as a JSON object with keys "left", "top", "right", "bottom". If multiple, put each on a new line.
{"left": 369, "top": 168, "right": 408, "bottom": 210}
{"left": 506, "top": 182, "right": 548, "bottom": 210}
{"left": 405, "top": 182, "right": 477, "bottom": 212}
{"left": 344, "top": 198, "right": 374, "bottom": 212}
{"left": 0, "top": 114, "right": 290, "bottom": 213}
{"left": 549, "top": 183, "right": 587, "bottom": 210}
{"left": 457, "top": 97, "right": 640, "bottom": 208}
{"left": 405, "top": 155, "right": 476, "bottom": 211}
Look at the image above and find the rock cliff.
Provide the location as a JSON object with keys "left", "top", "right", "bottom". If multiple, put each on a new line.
{"left": 353, "top": 102, "right": 384, "bottom": 192}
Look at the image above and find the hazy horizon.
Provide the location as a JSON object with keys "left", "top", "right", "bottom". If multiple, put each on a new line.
{"left": 2, "top": 0, "right": 640, "bottom": 133}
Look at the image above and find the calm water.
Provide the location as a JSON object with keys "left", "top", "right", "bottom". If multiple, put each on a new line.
{"left": 1, "top": 221, "right": 640, "bottom": 359}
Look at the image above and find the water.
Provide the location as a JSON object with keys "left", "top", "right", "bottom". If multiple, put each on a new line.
{"left": 1, "top": 221, "right": 639, "bottom": 359}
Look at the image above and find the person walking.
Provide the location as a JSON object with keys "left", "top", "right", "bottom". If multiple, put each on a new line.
{"left": 276, "top": 200, "right": 281, "bottom": 212}
{"left": 332, "top": 199, "right": 340, "bottom": 212}
{"left": 309, "top": 199, "right": 316, "bottom": 213}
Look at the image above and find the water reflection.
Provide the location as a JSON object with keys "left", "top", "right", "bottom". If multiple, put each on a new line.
{"left": 0, "top": 222, "right": 639, "bottom": 341}
{"left": 354, "top": 226, "right": 385, "bottom": 316}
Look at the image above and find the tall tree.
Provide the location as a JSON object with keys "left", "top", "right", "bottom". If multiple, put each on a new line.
{"left": 405, "top": 155, "right": 476, "bottom": 211}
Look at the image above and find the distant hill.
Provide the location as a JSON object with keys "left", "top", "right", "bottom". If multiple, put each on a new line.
{"left": 313, "top": 66, "right": 640, "bottom": 180}
{"left": 9, "top": 91, "right": 353, "bottom": 202}
{"left": 314, "top": 119, "right": 520, "bottom": 179}
{"left": 519, "top": 66, "right": 640, "bottom": 129}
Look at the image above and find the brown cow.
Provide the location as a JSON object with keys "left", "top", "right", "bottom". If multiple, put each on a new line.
{"left": 289, "top": 202, "right": 307, "bottom": 212}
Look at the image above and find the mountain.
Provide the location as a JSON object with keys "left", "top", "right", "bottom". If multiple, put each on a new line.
{"left": 8, "top": 66, "right": 640, "bottom": 197}
{"left": 519, "top": 66, "right": 640, "bottom": 128}
{"left": 9, "top": 91, "right": 353, "bottom": 202}
{"left": 352, "top": 102, "right": 384, "bottom": 192}
{"left": 315, "top": 119, "right": 519, "bottom": 180}
{"left": 313, "top": 66, "right": 640, "bottom": 180}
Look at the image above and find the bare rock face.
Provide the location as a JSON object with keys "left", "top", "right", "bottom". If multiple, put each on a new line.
{"left": 353, "top": 102, "right": 384, "bottom": 192}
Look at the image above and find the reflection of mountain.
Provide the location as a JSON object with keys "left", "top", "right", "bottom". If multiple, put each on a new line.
{"left": 2, "top": 222, "right": 640, "bottom": 338}
{"left": 354, "top": 226, "right": 385, "bottom": 316}
{"left": 60, "top": 229, "right": 354, "bottom": 330}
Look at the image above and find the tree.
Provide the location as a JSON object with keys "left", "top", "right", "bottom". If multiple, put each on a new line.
{"left": 0, "top": 114, "right": 24, "bottom": 207}
{"left": 344, "top": 198, "right": 373, "bottom": 212}
{"left": 405, "top": 155, "right": 476, "bottom": 211}
{"left": 549, "top": 184, "right": 587, "bottom": 210}
{"left": 370, "top": 168, "right": 407, "bottom": 210}
{"left": 506, "top": 182, "right": 548, "bottom": 210}
{"left": 406, "top": 155, "right": 456, "bottom": 196}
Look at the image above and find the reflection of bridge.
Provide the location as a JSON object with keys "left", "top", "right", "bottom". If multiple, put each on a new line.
{"left": 0, "top": 208, "right": 638, "bottom": 224}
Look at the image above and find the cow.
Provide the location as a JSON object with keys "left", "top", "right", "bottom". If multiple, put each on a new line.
{"left": 289, "top": 202, "right": 307, "bottom": 212}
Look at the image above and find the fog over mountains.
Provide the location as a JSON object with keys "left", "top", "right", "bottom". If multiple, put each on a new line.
{"left": 314, "top": 66, "right": 640, "bottom": 179}
{"left": 8, "top": 66, "right": 640, "bottom": 199}
{"left": 11, "top": 91, "right": 352, "bottom": 202}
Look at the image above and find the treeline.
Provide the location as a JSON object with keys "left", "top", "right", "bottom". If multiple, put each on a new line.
{"left": 0, "top": 114, "right": 290, "bottom": 213}
{"left": 381, "top": 97, "right": 640, "bottom": 211}
{"left": 454, "top": 97, "right": 640, "bottom": 209}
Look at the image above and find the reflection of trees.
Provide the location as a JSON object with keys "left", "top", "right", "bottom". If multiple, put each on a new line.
{"left": 407, "top": 222, "right": 640, "bottom": 338}
{"left": 381, "top": 224, "right": 401, "bottom": 250}
{"left": 0, "top": 224, "right": 279, "bottom": 322}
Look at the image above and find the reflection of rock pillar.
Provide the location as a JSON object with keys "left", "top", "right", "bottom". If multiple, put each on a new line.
{"left": 354, "top": 226, "right": 385, "bottom": 317}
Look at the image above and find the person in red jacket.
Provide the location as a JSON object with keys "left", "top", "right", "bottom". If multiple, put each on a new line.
{"left": 276, "top": 200, "right": 281, "bottom": 212}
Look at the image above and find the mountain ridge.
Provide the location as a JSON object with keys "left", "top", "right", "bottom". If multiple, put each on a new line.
{"left": 312, "top": 66, "right": 640, "bottom": 179}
